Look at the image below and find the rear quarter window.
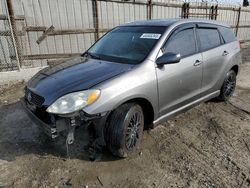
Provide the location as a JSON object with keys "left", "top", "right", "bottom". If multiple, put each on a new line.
{"left": 218, "top": 26, "right": 237, "bottom": 43}
{"left": 197, "top": 28, "right": 221, "bottom": 51}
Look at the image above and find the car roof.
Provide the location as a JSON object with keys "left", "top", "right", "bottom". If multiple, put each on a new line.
{"left": 122, "top": 18, "right": 230, "bottom": 28}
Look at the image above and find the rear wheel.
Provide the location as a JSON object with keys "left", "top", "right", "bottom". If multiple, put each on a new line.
{"left": 105, "top": 103, "right": 144, "bottom": 158}
{"left": 218, "top": 70, "right": 236, "bottom": 101}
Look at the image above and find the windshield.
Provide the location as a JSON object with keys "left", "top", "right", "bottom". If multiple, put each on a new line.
{"left": 87, "top": 26, "right": 166, "bottom": 64}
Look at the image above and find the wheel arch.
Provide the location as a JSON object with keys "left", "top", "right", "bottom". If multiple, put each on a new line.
{"left": 230, "top": 64, "right": 239, "bottom": 75}
{"left": 111, "top": 97, "right": 155, "bottom": 130}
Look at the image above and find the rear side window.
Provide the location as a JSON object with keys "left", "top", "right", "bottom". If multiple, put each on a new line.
{"left": 197, "top": 28, "right": 221, "bottom": 51}
{"left": 218, "top": 26, "right": 236, "bottom": 43}
{"left": 163, "top": 28, "right": 196, "bottom": 57}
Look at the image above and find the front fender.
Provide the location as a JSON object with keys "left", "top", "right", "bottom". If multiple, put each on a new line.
{"left": 82, "top": 60, "right": 159, "bottom": 119}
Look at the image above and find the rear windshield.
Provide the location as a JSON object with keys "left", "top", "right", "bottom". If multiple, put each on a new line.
{"left": 218, "top": 26, "right": 237, "bottom": 43}
{"left": 88, "top": 26, "right": 166, "bottom": 64}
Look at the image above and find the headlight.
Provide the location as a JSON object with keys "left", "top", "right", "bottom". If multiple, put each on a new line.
{"left": 46, "top": 90, "right": 100, "bottom": 114}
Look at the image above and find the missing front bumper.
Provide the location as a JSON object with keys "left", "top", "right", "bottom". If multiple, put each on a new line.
{"left": 21, "top": 99, "right": 67, "bottom": 139}
{"left": 22, "top": 98, "right": 110, "bottom": 160}
{"left": 22, "top": 98, "right": 109, "bottom": 145}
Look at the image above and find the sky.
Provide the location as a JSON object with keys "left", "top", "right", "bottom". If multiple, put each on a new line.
{"left": 187, "top": 0, "right": 243, "bottom": 5}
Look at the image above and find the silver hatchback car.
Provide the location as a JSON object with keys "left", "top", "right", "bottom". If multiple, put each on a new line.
{"left": 23, "top": 19, "right": 241, "bottom": 159}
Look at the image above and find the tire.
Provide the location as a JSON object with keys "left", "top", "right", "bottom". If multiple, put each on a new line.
{"left": 217, "top": 70, "right": 237, "bottom": 101}
{"left": 105, "top": 103, "right": 144, "bottom": 158}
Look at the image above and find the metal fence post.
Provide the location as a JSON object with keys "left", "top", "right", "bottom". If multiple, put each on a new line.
{"left": 236, "top": 7, "right": 241, "bottom": 37}
{"left": 214, "top": 4, "right": 218, "bottom": 20}
{"left": 147, "top": 0, "right": 152, "bottom": 20}
{"left": 5, "top": 0, "right": 21, "bottom": 71}
{"left": 210, "top": 5, "right": 214, "bottom": 20}
{"left": 92, "top": 0, "right": 99, "bottom": 41}
{"left": 181, "top": 3, "right": 190, "bottom": 19}
{"left": 181, "top": 3, "right": 185, "bottom": 18}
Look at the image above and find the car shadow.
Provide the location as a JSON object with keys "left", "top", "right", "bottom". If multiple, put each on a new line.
{"left": 0, "top": 101, "right": 120, "bottom": 162}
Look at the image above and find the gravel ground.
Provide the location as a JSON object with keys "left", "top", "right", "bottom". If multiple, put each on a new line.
{"left": 0, "top": 62, "right": 250, "bottom": 188}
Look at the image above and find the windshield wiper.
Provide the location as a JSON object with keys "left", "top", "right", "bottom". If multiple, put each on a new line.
{"left": 84, "top": 51, "right": 101, "bottom": 60}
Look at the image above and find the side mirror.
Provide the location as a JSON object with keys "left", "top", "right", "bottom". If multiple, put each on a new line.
{"left": 156, "top": 52, "right": 181, "bottom": 66}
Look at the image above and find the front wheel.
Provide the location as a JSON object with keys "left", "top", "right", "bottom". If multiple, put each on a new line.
{"left": 105, "top": 103, "right": 144, "bottom": 158}
{"left": 218, "top": 70, "right": 237, "bottom": 101}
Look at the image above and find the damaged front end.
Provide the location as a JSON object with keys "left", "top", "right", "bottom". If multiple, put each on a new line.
{"left": 22, "top": 88, "right": 109, "bottom": 159}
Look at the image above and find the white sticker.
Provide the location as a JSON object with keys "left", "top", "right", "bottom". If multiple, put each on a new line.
{"left": 140, "top": 33, "right": 161, "bottom": 39}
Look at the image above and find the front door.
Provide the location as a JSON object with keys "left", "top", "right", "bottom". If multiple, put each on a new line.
{"left": 156, "top": 25, "right": 203, "bottom": 116}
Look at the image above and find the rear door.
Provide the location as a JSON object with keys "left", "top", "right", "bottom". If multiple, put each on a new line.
{"left": 156, "top": 24, "right": 203, "bottom": 116}
{"left": 196, "top": 25, "right": 227, "bottom": 96}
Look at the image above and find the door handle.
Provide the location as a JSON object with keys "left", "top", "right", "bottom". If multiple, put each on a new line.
{"left": 222, "top": 51, "right": 229, "bottom": 56}
{"left": 193, "top": 60, "right": 202, "bottom": 66}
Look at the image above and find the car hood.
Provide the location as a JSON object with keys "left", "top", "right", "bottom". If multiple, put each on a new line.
{"left": 27, "top": 56, "right": 134, "bottom": 106}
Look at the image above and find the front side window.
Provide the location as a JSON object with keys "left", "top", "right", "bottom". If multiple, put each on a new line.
{"left": 197, "top": 28, "right": 221, "bottom": 51}
{"left": 88, "top": 26, "right": 166, "bottom": 64}
{"left": 162, "top": 28, "right": 196, "bottom": 57}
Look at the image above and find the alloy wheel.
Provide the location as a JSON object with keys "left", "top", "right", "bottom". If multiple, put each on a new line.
{"left": 223, "top": 72, "right": 236, "bottom": 98}
{"left": 125, "top": 111, "right": 142, "bottom": 150}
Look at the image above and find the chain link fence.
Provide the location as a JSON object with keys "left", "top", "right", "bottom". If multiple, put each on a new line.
{"left": 0, "top": 0, "right": 250, "bottom": 72}
{"left": 0, "top": 0, "right": 19, "bottom": 71}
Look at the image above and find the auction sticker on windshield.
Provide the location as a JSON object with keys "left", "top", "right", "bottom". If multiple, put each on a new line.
{"left": 140, "top": 33, "right": 161, "bottom": 39}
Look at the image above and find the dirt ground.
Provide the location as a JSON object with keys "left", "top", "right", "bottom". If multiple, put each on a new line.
{"left": 0, "top": 62, "right": 250, "bottom": 188}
